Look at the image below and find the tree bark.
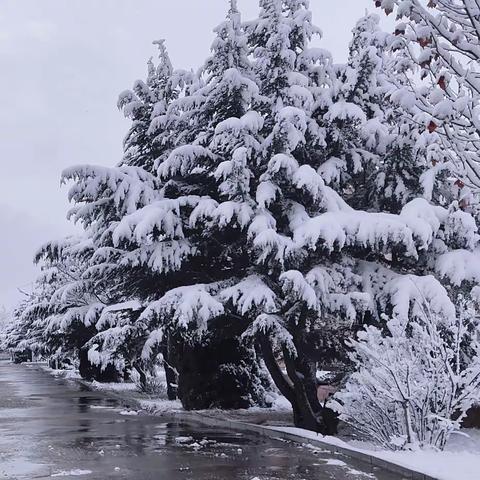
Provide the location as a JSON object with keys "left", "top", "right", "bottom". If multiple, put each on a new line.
{"left": 162, "top": 335, "right": 178, "bottom": 400}
{"left": 259, "top": 334, "right": 295, "bottom": 403}
{"left": 134, "top": 364, "right": 148, "bottom": 392}
{"left": 259, "top": 334, "right": 338, "bottom": 435}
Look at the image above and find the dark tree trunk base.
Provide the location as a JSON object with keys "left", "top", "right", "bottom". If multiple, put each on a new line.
{"left": 78, "top": 348, "right": 121, "bottom": 383}
{"left": 259, "top": 333, "right": 339, "bottom": 436}
{"left": 171, "top": 319, "right": 266, "bottom": 410}
{"left": 173, "top": 337, "right": 256, "bottom": 410}
{"left": 292, "top": 402, "right": 338, "bottom": 435}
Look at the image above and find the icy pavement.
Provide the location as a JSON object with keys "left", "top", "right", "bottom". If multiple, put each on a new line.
{"left": 0, "top": 360, "right": 403, "bottom": 480}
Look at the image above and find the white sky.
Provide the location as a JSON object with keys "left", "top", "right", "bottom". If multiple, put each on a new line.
{"left": 0, "top": 0, "right": 392, "bottom": 309}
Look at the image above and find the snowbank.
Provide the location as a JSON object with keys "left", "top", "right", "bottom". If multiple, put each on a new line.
{"left": 267, "top": 426, "right": 480, "bottom": 480}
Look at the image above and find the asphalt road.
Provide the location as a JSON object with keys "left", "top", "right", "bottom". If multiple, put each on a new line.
{"left": 0, "top": 359, "right": 402, "bottom": 480}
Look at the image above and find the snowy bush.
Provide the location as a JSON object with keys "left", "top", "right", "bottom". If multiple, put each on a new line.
{"left": 376, "top": 0, "right": 480, "bottom": 198}
{"left": 333, "top": 298, "right": 480, "bottom": 451}
{"left": 130, "top": 365, "right": 168, "bottom": 397}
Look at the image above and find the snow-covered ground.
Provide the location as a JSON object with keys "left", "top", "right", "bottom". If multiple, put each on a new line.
{"left": 268, "top": 426, "right": 480, "bottom": 480}
{"left": 41, "top": 365, "right": 184, "bottom": 414}
{"left": 44, "top": 367, "right": 81, "bottom": 380}
{"left": 137, "top": 398, "right": 183, "bottom": 414}
{"left": 373, "top": 430, "right": 480, "bottom": 480}
{"left": 89, "top": 380, "right": 137, "bottom": 392}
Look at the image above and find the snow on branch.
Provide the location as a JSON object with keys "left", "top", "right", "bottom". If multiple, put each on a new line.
{"left": 294, "top": 210, "right": 418, "bottom": 257}
{"left": 112, "top": 197, "right": 200, "bottom": 246}
{"left": 157, "top": 145, "right": 214, "bottom": 178}
{"left": 381, "top": 274, "right": 456, "bottom": 330}
{"left": 139, "top": 284, "right": 225, "bottom": 332}
{"left": 63, "top": 165, "right": 159, "bottom": 224}
{"left": 219, "top": 275, "right": 278, "bottom": 315}
{"left": 436, "top": 249, "right": 480, "bottom": 286}
{"left": 243, "top": 313, "right": 297, "bottom": 357}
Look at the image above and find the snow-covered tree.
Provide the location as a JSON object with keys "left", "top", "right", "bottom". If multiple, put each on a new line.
{"left": 375, "top": 0, "right": 480, "bottom": 201}
{"left": 62, "top": 44, "right": 191, "bottom": 391}
{"left": 340, "top": 13, "right": 414, "bottom": 211}
{"left": 2, "top": 235, "right": 115, "bottom": 376}
{"left": 231, "top": 0, "right": 480, "bottom": 434}
{"left": 118, "top": 39, "right": 183, "bottom": 172}
{"left": 61, "top": 1, "right": 270, "bottom": 408}
{"left": 0, "top": 306, "right": 9, "bottom": 335}
{"left": 329, "top": 12, "right": 447, "bottom": 213}
{"left": 32, "top": 237, "right": 114, "bottom": 376}
{"left": 310, "top": 14, "right": 380, "bottom": 208}
{"left": 333, "top": 296, "right": 480, "bottom": 450}
{"left": 60, "top": 165, "right": 172, "bottom": 386}
{"left": 137, "top": 0, "right": 270, "bottom": 409}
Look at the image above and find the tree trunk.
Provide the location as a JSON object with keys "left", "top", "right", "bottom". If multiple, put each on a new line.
{"left": 78, "top": 348, "right": 93, "bottom": 380}
{"left": 259, "top": 334, "right": 338, "bottom": 435}
{"left": 162, "top": 335, "right": 178, "bottom": 400}
{"left": 164, "top": 360, "right": 178, "bottom": 400}
{"left": 134, "top": 364, "right": 148, "bottom": 392}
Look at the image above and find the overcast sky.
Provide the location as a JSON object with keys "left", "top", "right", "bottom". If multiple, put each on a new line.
{"left": 0, "top": 0, "right": 392, "bottom": 309}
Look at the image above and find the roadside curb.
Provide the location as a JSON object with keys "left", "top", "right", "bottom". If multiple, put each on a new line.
{"left": 63, "top": 371, "right": 439, "bottom": 480}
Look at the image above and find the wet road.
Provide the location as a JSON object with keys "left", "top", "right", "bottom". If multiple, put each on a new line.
{"left": 0, "top": 359, "right": 402, "bottom": 480}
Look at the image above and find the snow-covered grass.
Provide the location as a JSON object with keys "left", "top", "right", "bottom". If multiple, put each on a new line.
{"left": 41, "top": 364, "right": 183, "bottom": 414}
{"left": 267, "top": 426, "right": 480, "bottom": 480}
{"left": 89, "top": 380, "right": 137, "bottom": 392}
{"left": 137, "top": 398, "right": 183, "bottom": 414}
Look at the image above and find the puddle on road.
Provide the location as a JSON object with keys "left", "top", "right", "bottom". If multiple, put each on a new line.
{"left": 0, "top": 457, "right": 50, "bottom": 479}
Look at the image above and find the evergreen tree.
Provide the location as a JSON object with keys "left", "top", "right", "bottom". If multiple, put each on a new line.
{"left": 62, "top": 1, "right": 270, "bottom": 408}
{"left": 0, "top": 306, "right": 9, "bottom": 336}
{"left": 61, "top": 165, "right": 173, "bottom": 388}
{"left": 118, "top": 39, "right": 179, "bottom": 172}
{"left": 145, "top": 0, "right": 270, "bottom": 408}
{"left": 3, "top": 235, "right": 123, "bottom": 379}
{"left": 58, "top": 41, "right": 191, "bottom": 394}
{"left": 235, "top": 0, "right": 480, "bottom": 434}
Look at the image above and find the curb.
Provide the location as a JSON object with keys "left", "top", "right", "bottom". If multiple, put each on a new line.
{"left": 54, "top": 369, "right": 439, "bottom": 480}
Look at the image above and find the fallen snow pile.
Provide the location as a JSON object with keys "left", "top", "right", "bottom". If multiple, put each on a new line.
{"left": 51, "top": 470, "right": 92, "bottom": 477}
{"left": 137, "top": 398, "right": 191, "bottom": 415}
